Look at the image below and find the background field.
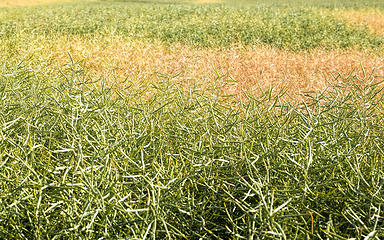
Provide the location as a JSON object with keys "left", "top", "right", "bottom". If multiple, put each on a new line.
{"left": 1, "top": 0, "right": 384, "bottom": 93}
{"left": 1, "top": 0, "right": 384, "bottom": 239}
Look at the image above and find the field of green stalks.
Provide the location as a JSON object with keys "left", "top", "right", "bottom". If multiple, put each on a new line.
{"left": 1, "top": 0, "right": 384, "bottom": 239}
{"left": 1, "top": 1, "right": 384, "bottom": 50}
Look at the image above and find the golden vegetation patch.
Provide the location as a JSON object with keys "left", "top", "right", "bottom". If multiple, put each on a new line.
{"left": 336, "top": 8, "right": 384, "bottom": 35}
{"left": 8, "top": 36, "right": 384, "bottom": 95}
{"left": 0, "top": 0, "right": 91, "bottom": 7}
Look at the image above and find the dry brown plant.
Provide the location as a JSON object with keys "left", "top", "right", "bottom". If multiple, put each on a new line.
{"left": 336, "top": 8, "right": 384, "bottom": 35}
{"left": 8, "top": 36, "right": 384, "bottom": 96}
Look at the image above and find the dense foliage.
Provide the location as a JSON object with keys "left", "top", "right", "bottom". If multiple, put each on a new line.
{"left": 0, "top": 60, "right": 383, "bottom": 239}
{"left": 1, "top": 0, "right": 384, "bottom": 239}
{"left": 0, "top": 2, "right": 383, "bottom": 50}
